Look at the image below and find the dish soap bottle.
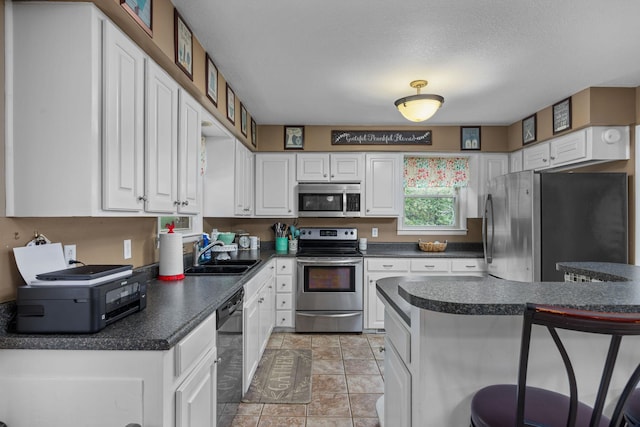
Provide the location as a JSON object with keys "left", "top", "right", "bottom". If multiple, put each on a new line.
{"left": 201, "top": 233, "right": 212, "bottom": 262}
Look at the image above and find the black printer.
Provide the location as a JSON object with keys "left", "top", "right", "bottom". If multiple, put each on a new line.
{"left": 16, "top": 271, "right": 147, "bottom": 333}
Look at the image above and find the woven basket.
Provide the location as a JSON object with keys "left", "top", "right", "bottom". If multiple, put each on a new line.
{"left": 418, "top": 240, "right": 447, "bottom": 252}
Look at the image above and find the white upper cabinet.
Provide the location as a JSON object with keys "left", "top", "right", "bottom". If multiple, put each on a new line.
{"left": 297, "top": 153, "right": 364, "bottom": 182}
{"left": 234, "top": 142, "right": 255, "bottom": 216}
{"left": 509, "top": 150, "right": 523, "bottom": 173}
{"left": 255, "top": 154, "right": 296, "bottom": 216}
{"left": 177, "top": 90, "right": 202, "bottom": 214}
{"left": 365, "top": 153, "right": 402, "bottom": 216}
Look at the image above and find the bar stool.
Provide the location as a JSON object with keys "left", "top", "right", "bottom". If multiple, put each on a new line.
{"left": 470, "top": 303, "right": 640, "bottom": 427}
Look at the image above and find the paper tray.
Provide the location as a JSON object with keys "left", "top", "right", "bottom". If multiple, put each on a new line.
{"left": 35, "top": 264, "right": 133, "bottom": 281}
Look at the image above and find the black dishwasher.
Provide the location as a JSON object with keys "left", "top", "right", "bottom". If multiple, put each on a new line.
{"left": 216, "top": 288, "right": 244, "bottom": 406}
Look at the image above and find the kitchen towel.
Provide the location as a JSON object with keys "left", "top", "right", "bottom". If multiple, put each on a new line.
{"left": 158, "top": 232, "right": 184, "bottom": 280}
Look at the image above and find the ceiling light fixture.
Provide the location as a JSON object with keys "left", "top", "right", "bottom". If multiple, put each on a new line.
{"left": 394, "top": 80, "right": 444, "bottom": 122}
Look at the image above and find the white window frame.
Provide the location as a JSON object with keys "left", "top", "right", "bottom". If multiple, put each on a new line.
{"left": 397, "top": 153, "right": 471, "bottom": 236}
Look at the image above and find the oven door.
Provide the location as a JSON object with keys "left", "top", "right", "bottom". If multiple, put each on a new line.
{"left": 296, "top": 257, "right": 363, "bottom": 311}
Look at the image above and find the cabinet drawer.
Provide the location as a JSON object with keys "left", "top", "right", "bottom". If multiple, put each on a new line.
{"left": 367, "top": 258, "right": 410, "bottom": 272}
{"left": 276, "top": 258, "right": 295, "bottom": 275}
{"left": 410, "top": 258, "right": 450, "bottom": 272}
{"left": 276, "top": 275, "right": 293, "bottom": 293}
{"left": 175, "top": 312, "right": 216, "bottom": 377}
{"left": 276, "top": 310, "right": 294, "bottom": 327}
{"left": 451, "top": 258, "right": 486, "bottom": 272}
{"left": 385, "top": 307, "right": 410, "bottom": 364}
{"left": 276, "top": 294, "right": 293, "bottom": 310}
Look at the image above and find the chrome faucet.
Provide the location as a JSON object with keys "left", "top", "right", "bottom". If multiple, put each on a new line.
{"left": 193, "top": 239, "right": 224, "bottom": 267}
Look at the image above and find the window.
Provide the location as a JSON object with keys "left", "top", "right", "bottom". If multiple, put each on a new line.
{"left": 399, "top": 156, "right": 470, "bottom": 234}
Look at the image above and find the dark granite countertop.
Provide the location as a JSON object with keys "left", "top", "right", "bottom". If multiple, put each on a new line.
{"left": 377, "top": 262, "right": 640, "bottom": 321}
{"left": 362, "top": 242, "right": 483, "bottom": 258}
{"left": 0, "top": 249, "right": 289, "bottom": 351}
{"left": 557, "top": 261, "right": 640, "bottom": 282}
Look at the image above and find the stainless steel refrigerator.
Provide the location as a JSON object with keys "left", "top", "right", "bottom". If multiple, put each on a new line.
{"left": 483, "top": 170, "right": 627, "bottom": 282}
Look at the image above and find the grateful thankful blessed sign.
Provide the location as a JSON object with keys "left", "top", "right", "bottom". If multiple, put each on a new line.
{"left": 331, "top": 130, "right": 432, "bottom": 145}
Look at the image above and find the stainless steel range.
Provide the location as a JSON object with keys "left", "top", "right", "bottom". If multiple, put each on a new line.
{"left": 295, "top": 227, "right": 363, "bottom": 333}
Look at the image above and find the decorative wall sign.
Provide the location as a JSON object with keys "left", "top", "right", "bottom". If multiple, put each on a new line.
{"left": 331, "top": 130, "right": 432, "bottom": 145}
{"left": 174, "top": 9, "right": 193, "bottom": 79}
{"left": 205, "top": 54, "right": 218, "bottom": 106}
{"left": 522, "top": 114, "right": 537, "bottom": 145}
{"left": 240, "top": 103, "right": 248, "bottom": 137}
{"left": 121, "top": 0, "right": 152, "bottom": 36}
{"left": 552, "top": 97, "right": 572, "bottom": 134}
{"left": 460, "top": 126, "right": 481, "bottom": 150}
{"left": 284, "top": 126, "right": 304, "bottom": 149}
{"left": 251, "top": 119, "right": 257, "bottom": 147}
{"left": 226, "top": 83, "right": 235, "bottom": 124}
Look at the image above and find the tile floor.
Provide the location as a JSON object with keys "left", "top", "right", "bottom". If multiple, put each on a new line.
{"left": 217, "top": 332, "right": 385, "bottom": 427}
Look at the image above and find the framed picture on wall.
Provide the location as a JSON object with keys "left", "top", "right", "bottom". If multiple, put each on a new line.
{"left": 120, "top": 0, "right": 152, "bottom": 36}
{"left": 251, "top": 119, "right": 257, "bottom": 147}
{"left": 205, "top": 54, "right": 218, "bottom": 106}
{"left": 240, "top": 103, "right": 248, "bottom": 137}
{"left": 284, "top": 126, "right": 304, "bottom": 150}
{"left": 226, "top": 84, "right": 236, "bottom": 124}
{"left": 460, "top": 126, "right": 481, "bottom": 150}
{"left": 522, "top": 114, "right": 537, "bottom": 145}
{"left": 552, "top": 97, "right": 572, "bottom": 134}
{"left": 174, "top": 9, "right": 193, "bottom": 79}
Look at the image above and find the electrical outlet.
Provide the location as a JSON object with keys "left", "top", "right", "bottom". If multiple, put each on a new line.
{"left": 124, "top": 239, "right": 132, "bottom": 260}
{"left": 64, "top": 244, "right": 76, "bottom": 266}
{"left": 372, "top": 227, "right": 378, "bottom": 238}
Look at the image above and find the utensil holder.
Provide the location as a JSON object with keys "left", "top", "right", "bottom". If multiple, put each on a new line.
{"left": 275, "top": 237, "right": 288, "bottom": 252}
{"left": 288, "top": 239, "right": 298, "bottom": 254}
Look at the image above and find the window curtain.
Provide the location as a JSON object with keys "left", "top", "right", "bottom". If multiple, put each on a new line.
{"left": 404, "top": 157, "right": 469, "bottom": 188}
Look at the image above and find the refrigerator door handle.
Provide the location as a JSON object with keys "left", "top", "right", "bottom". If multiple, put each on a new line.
{"left": 483, "top": 194, "right": 494, "bottom": 264}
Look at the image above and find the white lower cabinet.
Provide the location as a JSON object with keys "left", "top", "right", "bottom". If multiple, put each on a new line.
{"left": 275, "top": 258, "right": 296, "bottom": 328}
{"left": 0, "top": 312, "right": 217, "bottom": 427}
{"left": 243, "top": 260, "right": 276, "bottom": 393}
{"left": 365, "top": 257, "right": 485, "bottom": 329}
{"left": 383, "top": 306, "right": 412, "bottom": 427}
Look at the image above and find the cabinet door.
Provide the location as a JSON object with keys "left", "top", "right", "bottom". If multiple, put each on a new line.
{"left": 145, "top": 60, "right": 179, "bottom": 213}
{"left": 297, "top": 153, "right": 330, "bottom": 182}
{"left": 178, "top": 90, "right": 202, "bottom": 214}
{"left": 176, "top": 348, "right": 217, "bottom": 427}
{"left": 550, "top": 130, "right": 587, "bottom": 166}
{"left": 365, "top": 273, "right": 394, "bottom": 329}
{"left": 509, "top": 150, "right": 523, "bottom": 173}
{"left": 522, "top": 142, "right": 550, "bottom": 170}
{"left": 255, "top": 154, "right": 296, "bottom": 216}
{"left": 243, "top": 293, "right": 260, "bottom": 394}
{"left": 330, "top": 153, "right": 364, "bottom": 182}
{"left": 235, "top": 142, "right": 254, "bottom": 216}
{"left": 365, "top": 153, "right": 402, "bottom": 216}
{"left": 384, "top": 339, "right": 412, "bottom": 427}
{"left": 102, "top": 21, "right": 145, "bottom": 212}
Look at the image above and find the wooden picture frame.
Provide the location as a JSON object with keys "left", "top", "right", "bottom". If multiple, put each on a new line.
{"left": 240, "top": 103, "right": 248, "bottom": 137}
{"left": 120, "top": 0, "right": 152, "bottom": 36}
{"left": 522, "top": 114, "right": 537, "bottom": 145}
{"left": 174, "top": 9, "right": 193, "bottom": 79}
{"left": 251, "top": 119, "right": 257, "bottom": 147}
{"left": 553, "top": 97, "right": 572, "bottom": 134}
{"left": 226, "top": 83, "right": 236, "bottom": 124}
{"left": 284, "top": 126, "right": 304, "bottom": 150}
{"left": 205, "top": 54, "right": 218, "bottom": 106}
{"left": 460, "top": 126, "right": 481, "bottom": 150}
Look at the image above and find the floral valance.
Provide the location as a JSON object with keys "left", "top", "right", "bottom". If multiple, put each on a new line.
{"left": 404, "top": 157, "right": 469, "bottom": 188}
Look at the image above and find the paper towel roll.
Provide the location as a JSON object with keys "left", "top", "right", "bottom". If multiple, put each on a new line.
{"left": 158, "top": 232, "right": 184, "bottom": 280}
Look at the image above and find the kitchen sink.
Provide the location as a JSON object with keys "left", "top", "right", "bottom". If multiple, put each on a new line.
{"left": 184, "top": 259, "right": 261, "bottom": 276}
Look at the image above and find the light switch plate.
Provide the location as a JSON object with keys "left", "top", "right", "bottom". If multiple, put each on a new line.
{"left": 124, "top": 239, "right": 132, "bottom": 260}
{"left": 372, "top": 227, "right": 378, "bottom": 237}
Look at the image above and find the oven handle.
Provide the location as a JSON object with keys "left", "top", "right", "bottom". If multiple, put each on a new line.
{"left": 296, "top": 312, "right": 361, "bottom": 318}
{"left": 296, "top": 257, "right": 363, "bottom": 266}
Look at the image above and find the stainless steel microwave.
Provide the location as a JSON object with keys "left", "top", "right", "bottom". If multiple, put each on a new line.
{"left": 297, "top": 183, "right": 363, "bottom": 217}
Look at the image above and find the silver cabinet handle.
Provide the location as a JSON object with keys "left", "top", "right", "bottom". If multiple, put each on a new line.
{"left": 181, "top": 200, "right": 189, "bottom": 206}
{"left": 542, "top": 158, "right": 548, "bottom": 162}
{"left": 323, "top": 173, "right": 327, "bottom": 177}
{"left": 174, "top": 200, "right": 180, "bottom": 206}
{"left": 137, "top": 196, "right": 147, "bottom": 202}
{"left": 382, "top": 264, "right": 393, "bottom": 268}
{"left": 126, "top": 424, "right": 142, "bottom": 427}
{"left": 423, "top": 265, "right": 436, "bottom": 268}
{"left": 258, "top": 297, "right": 264, "bottom": 303}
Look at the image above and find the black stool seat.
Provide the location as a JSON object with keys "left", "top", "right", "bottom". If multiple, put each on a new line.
{"left": 624, "top": 388, "right": 640, "bottom": 426}
{"left": 471, "top": 384, "right": 609, "bottom": 427}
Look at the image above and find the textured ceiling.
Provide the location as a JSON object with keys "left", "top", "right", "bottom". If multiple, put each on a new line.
{"left": 172, "top": 0, "right": 640, "bottom": 126}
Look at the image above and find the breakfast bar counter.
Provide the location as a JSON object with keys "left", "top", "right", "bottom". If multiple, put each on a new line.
{"left": 376, "top": 262, "right": 640, "bottom": 427}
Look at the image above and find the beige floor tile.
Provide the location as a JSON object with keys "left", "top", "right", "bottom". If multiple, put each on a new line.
{"left": 353, "top": 417, "right": 381, "bottom": 427}
{"left": 365, "top": 334, "right": 385, "bottom": 347}
{"left": 312, "top": 346, "right": 343, "bottom": 360}
{"left": 282, "top": 334, "right": 312, "bottom": 349}
{"left": 312, "top": 359, "right": 345, "bottom": 375}
{"left": 339, "top": 335, "right": 370, "bottom": 347}
{"left": 224, "top": 402, "right": 264, "bottom": 415}
{"left": 343, "top": 359, "right": 380, "bottom": 375}
{"left": 230, "top": 415, "right": 260, "bottom": 426}
{"left": 266, "top": 334, "right": 285, "bottom": 349}
{"left": 217, "top": 414, "right": 235, "bottom": 427}
{"left": 341, "top": 346, "right": 374, "bottom": 360}
{"left": 346, "top": 375, "right": 384, "bottom": 394}
{"left": 349, "top": 394, "right": 383, "bottom": 418}
{"left": 376, "top": 359, "right": 384, "bottom": 377}
{"left": 257, "top": 416, "right": 306, "bottom": 426}
{"left": 261, "top": 403, "right": 307, "bottom": 417}
{"left": 312, "top": 374, "right": 348, "bottom": 394}
{"left": 306, "top": 417, "right": 354, "bottom": 427}
{"left": 312, "top": 334, "right": 341, "bottom": 347}
{"left": 307, "top": 393, "right": 352, "bottom": 417}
